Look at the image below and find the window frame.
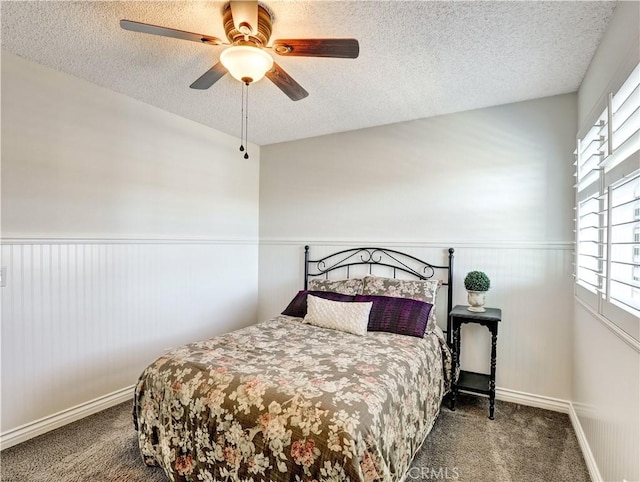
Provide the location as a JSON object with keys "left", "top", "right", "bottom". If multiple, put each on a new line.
{"left": 574, "top": 59, "right": 640, "bottom": 339}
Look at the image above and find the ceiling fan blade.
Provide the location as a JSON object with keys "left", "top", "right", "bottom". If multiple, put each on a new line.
{"left": 271, "top": 39, "right": 359, "bottom": 58}
{"left": 265, "top": 62, "right": 309, "bottom": 101}
{"left": 229, "top": 0, "right": 258, "bottom": 35}
{"left": 190, "top": 63, "right": 228, "bottom": 90}
{"left": 120, "top": 19, "right": 222, "bottom": 45}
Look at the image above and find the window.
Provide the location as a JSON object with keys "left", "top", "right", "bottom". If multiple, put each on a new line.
{"left": 609, "top": 176, "right": 640, "bottom": 313}
{"left": 575, "top": 62, "right": 640, "bottom": 331}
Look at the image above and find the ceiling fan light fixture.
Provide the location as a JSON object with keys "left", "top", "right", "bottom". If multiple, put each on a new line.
{"left": 220, "top": 45, "right": 273, "bottom": 84}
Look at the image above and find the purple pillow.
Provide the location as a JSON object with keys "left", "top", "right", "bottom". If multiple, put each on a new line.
{"left": 354, "top": 294, "right": 433, "bottom": 338}
{"left": 282, "top": 290, "right": 355, "bottom": 318}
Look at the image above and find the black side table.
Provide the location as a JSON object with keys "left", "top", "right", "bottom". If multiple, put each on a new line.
{"left": 449, "top": 304, "right": 502, "bottom": 419}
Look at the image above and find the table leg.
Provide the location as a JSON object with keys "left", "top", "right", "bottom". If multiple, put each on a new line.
{"left": 450, "top": 323, "right": 460, "bottom": 411}
{"left": 489, "top": 326, "right": 497, "bottom": 420}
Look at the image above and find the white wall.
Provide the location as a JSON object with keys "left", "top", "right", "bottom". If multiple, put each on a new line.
{"left": 260, "top": 95, "right": 574, "bottom": 244}
{"left": 577, "top": 0, "right": 640, "bottom": 128}
{"left": 573, "top": 2, "right": 640, "bottom": 481}
{"left": 0, "top": 53, "right": 260, "bottom": 444}
{"left": 2, "top": 54, "right": 258, "bottom": 240}
{"left": 259, "top": 94, "right": 577, "bottom": 401}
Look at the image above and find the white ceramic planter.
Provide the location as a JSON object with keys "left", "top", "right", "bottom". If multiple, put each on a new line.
{"left": 467, "top": 290, "right": 487, "bottom": 312}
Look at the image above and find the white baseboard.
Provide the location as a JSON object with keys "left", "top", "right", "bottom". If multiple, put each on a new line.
{"left": 495, "top": 387, "right": 571, "bottom": 413}
{"left": 568, "top": 402, "right": 602, "bottom": 482}
{"left": 0, "top": 385, "right": 135, "bottom": 451}
{"left": 458, "top": 386, "right": 571, "bottom": 413}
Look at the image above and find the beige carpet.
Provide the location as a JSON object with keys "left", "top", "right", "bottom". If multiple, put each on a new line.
{"left": 0, "top": 394, "right": 590, "bottom": 482}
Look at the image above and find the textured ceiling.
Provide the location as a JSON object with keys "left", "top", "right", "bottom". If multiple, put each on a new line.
{"left": 1, "top": 1, "right": 616, "bottom": 146}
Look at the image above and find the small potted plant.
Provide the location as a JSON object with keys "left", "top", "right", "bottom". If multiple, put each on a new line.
{"left": 464, "top": 271, "right": 490, "bottom": 312}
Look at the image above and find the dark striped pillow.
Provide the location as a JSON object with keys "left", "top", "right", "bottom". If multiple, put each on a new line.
{"left": 355, "top": 294, "right": 433, "bottom": 338}
{"left": 282, "top": 290, "right": 355, "bottom": 318}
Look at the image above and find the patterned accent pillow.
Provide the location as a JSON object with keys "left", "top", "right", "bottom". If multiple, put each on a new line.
{"left": 303, "top": 295, "right": 372, "bottom": 336}
{"left": 281, "top": 290, "right": 355, "bottom": 318}
{"left": 355, "top": 295, "right": 433, "bottom": 338}
{"left": 362, "top": 276, "right": 442, "bottom": 332}
{"left": 307, "top": 278, "right": 364, "bottom": 295}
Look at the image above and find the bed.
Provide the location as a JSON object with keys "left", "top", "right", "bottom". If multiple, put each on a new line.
{"left": 133, "top": 246, "right": 455, "bottom": 481}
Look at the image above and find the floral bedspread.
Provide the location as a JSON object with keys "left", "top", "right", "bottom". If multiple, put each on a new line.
{"left": 133, "top": 315, "right": 452, "bottom": 482}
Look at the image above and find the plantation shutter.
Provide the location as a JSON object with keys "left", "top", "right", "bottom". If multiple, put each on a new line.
{"left": 574, "top": 60, "right": 640, "bottom": 334}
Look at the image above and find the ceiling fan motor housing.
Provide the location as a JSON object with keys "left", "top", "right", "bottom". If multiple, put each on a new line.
{"left": 223, "top": 4, "right": 272, "bottom": 46}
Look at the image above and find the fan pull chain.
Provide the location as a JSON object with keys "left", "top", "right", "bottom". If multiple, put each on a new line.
{"left": 244, "top": 82, "right": 249, "bottom": 159}
{"left": 239, "top": 82, "right": 245, "bottom": 154}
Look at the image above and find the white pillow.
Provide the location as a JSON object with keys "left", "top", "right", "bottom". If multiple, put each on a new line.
{"left": 303, "top": 294, "right": 372, "bottom": 336}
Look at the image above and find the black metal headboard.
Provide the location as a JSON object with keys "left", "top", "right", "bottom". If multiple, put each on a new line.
{"left": 304, "top": 246, "right": 455, "bottom": 345}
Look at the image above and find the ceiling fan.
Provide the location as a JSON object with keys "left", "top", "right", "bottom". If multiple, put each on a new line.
{"left": 120, "top": 0, "right": 360, "bottom": 101}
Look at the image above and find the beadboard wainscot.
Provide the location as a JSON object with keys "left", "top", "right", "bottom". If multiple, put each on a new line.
{"left": 0, "top": 237, "right": 259, "bottom": 449}
{"left": 1, "top": 53, "right": 260, "bottom": 449}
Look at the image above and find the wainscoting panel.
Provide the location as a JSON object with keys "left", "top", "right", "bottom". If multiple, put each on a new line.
{"left": 258, "top": 241, "right": 574, "bottom": 401}
{"left": 0, "top": 240, "right": 258, "bottom": 439}
{"left": 573, "top": 301, "right": 640, "bottom": 482}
